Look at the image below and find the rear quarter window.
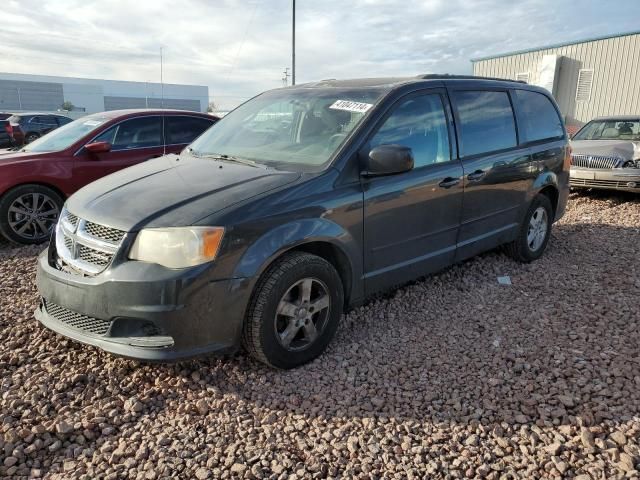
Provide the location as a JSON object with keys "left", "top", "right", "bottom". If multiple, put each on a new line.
{"left": 452, "top": 90, "right": 517, "bottom": 157}
{"left": 514, "top": 89, "right": 564, "bottom": 143}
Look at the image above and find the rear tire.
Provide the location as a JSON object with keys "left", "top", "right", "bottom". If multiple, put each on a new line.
{"left": 505, "top": 194, "right": 553, "bottom": 263}
{"left": 25, "top": 132, "right": 40, "bottom": 144}
{"left": 242, "top": 251, "right": 344, "bottom": 369}
{"left": 0, "top": 184, "right": 63, "bottom": 244}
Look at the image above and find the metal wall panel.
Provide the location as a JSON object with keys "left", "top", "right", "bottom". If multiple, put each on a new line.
{"left": 472, "top": 33, "right": 640, "bottom": 130}
{"left": 0, "top": 80, "right": 63, "bottom": 111}
{"left": 103, "top": 96, "right": 201, "bottom": 112}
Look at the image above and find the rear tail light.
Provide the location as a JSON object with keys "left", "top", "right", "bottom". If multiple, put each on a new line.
{"left": 564, "top": 145, "right": 572, "bottom": 171}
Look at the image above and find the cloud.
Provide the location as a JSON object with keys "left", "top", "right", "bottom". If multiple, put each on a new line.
{"left": 1, "top": 0, "right": 639, "bottom": 109}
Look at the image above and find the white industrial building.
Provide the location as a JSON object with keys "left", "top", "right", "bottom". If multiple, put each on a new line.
{"left": 472, "top": 30, "right": 640, "bottom": 134}
{"left": 0, "top": 72, "right": 209, "bottom": 116}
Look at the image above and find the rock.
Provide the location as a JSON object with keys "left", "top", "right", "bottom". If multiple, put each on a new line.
{"left": 557, "top": 395, "right": 575, "bottom": 408}
{"left": 514, "top": 414, "right": 528, "bottom": 424}
{"left": 3, "top": 456, "right": 18, "bottom": 467}
{"left": 230, "top": 463, "right": 246, "bottom": 474}
{"left": 347, "top": 436, "right": 359, "bottom": 453}
{"left": 49, "top": 440, "right": 62, "bottom": 452}
{"left": 618, "top": 453, "right": 635, "bottom": 473}
{"left": 465, "top": 434, "right": 479, "bottom": 447}
{"left": 370, "top": 397, "right": 385, "bottom": 408}
{"left": 581, "top": 428, "right": 596, "bottom": 449}
{"left": 609, "top": 431, "right": 626, "bottom": 446}
{"left": 546, "top": 442, "right": 562, "bottom": 456}
{"left": 195, "top": 467, "right": 210, "bottom": 479}
{"left": 55, "top": 421, "right": 73, "bottom": 434}
{"left": 196, "top": 399, "right": 209, "bottom": 415}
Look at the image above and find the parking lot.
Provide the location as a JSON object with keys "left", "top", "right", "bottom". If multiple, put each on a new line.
{"left": 0, "top": 190, "right": 637, "bottom": 479}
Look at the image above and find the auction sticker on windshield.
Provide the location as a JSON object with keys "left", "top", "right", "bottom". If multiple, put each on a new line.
{"left": 330, "top": 100, "right": 373, "bottom": 113}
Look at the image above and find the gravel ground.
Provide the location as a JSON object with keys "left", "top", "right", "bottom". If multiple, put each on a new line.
{"left": 1, "top": 191, "right": 639, "bottom": 479}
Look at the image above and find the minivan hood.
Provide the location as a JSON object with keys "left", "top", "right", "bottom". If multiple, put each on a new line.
{"left": 571, "top": 139, "right": 639, "bottom": 160}
{"left": 67, "top": 154, "right": 302, "bottom": 231}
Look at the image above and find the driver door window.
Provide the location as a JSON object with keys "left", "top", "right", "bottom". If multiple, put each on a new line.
{"left": 370, "top": 94, "right": 451, "bottom": 168}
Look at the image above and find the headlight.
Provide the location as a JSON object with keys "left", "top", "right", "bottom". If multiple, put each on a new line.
{"left": 129, "top": 227, "right": 224, "bottom": 268}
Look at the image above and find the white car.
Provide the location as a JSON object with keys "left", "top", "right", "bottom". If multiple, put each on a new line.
{"left": 570, "top": 116, "right": 640, "bottom": 192}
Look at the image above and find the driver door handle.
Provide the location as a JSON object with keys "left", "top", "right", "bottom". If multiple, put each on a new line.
{"left": 467, "top": 170, "right": 486, "bottom": 182}
{"left": 438, "top": 177, "right": 461, "bottom": 189}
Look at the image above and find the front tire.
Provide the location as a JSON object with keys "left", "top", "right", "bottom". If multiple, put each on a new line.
{"left": 0, "top": 185, "right": 63, "bottom": 244}
{"left": 242, "top": 251, "right": 344, "bottom": 369}
{"left": 505, "top": 194, "right": 553, "bottom": 263}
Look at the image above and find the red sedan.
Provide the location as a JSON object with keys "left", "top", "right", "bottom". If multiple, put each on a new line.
{"left": 0, "top": 109, "right": 218, "bottom": 244}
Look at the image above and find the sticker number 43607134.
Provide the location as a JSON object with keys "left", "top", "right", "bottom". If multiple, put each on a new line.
{"left": 329, "top": 100, "right": 373, "bottom": 113}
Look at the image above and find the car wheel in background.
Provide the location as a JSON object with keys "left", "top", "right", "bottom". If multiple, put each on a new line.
{"left": 505, "top": 193, "right": 553, "bottom": 263}
{"left": 242, "top": 251, "right": 344, "bottom": 369}
{"left": 0, "top": 184, "right": 63, "bottom": 244}
{"left": 25, "top": 133, "right": 40, "bottom": 144}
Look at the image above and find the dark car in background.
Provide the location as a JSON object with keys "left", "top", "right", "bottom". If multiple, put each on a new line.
{"left": 35, "top": 75, "right": 570, "bottom": 369}
{"left": 5, "top": 113, "right": 74, "bottom": 145}
{"left": 570, "top": 116, "right": 640, "bottom": 192}
{"left": 0, "top": 109, "right": 218, "bottom": 244}
{"left": 0, "top": 119, "right": 13, "bottom": 148}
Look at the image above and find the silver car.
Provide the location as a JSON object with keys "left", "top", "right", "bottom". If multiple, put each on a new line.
{"left": 570, "top": 116, "right": 640, "bottom": 192}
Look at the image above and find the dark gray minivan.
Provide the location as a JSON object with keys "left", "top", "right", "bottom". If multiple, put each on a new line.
{"left": 36, "top": 75, "right": 570, "bottom": 369}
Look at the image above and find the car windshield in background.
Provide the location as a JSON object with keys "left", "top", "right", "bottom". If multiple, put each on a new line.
{"left": 573, "top": 119, "right": 640, "bottom": 141}
{"left": 187, "top": 87, "right": 386, "bottom": 170}
{"left": 24, "top": 116, "right": 110, "bottom": 153}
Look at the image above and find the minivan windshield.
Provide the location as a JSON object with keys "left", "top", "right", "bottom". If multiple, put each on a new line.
{"left": 573, "top": 119, "right": 640, "bottom": 141}
{"left": 24, "top": 115, "right": 110, "bottom": 153}
{"left": 187, "top": 87, "right": 386, "bottom": 170}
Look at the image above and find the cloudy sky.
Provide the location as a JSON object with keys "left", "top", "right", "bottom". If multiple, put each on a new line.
{"left": 2, "top": 0, "right": 639, "bottom": 109}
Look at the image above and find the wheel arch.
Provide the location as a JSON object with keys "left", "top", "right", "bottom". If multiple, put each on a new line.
{"left": 538, "top": 184, "right": 559, "bottom": 218}
{"left": 232, "top": 219, "right": 361, "bottom": 309}
{"left": 0, "top": 181, "right": 67, "bottom": 202}
{"left": 531, "top": 171, "right": 560, "bottom": 220}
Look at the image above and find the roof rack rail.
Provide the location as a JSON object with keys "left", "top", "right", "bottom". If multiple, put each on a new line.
{"left": 416, "top": 74, "right": 525, "bottom": 83}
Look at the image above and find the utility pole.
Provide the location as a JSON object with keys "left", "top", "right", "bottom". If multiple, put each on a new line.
{"left": 291, "top": 0, "right": 296, "bottom": 85}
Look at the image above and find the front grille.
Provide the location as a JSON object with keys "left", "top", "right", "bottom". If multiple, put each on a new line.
{"left": 65, "top": 211, "right": 78, "bottom": 228}
{"left": 55, "top": 208, "right": 126, "bottom": 276}
{"left": 84, "top": 221, "right": 126, "bottom": 244}
{"left": 571, "top": 154, "right": 623, "bottom": 169}
{"left": 43, "top": 299, "right": 112, "bottom": 336}
{"left": 78, "top": 244, "right": 112, "bottom": 267}
{"left": 570, "top": 178, "right": 640, "bottom": 189}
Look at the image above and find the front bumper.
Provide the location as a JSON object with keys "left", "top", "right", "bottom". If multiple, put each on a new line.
{"left": 570, "top": 167, "right": 640, "bottom": 192}
{"left": 35, "top": 250, "right": 252, "bottom": 361}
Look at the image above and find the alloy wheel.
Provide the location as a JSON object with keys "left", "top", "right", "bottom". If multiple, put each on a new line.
{"left": 527, "top": 206, "right": 548, "bottom": 252}
{"left": 7, "top": 193, "right": 60, "bottom": 241}
{"left": 274, "top": 277, "right": 331, "bottom": 351}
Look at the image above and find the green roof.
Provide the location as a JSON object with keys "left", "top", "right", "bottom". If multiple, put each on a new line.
{"left": 471, "top": 29, "right": 640, "bottom": 62}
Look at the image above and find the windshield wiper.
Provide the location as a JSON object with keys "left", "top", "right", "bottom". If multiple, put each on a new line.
{"left": 199, "top": 152, "right": 259, "bottom": 167}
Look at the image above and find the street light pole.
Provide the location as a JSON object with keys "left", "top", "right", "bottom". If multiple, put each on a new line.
{"left": 292, "top": 0, "right": 296, "bottom": 85}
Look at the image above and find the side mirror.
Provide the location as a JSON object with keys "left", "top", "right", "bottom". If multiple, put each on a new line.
{"left": 85, "top": 141, "right": 112, "bottom": 154}
{"left": 361, "top": 144, "right": 414, "bottom": 177}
